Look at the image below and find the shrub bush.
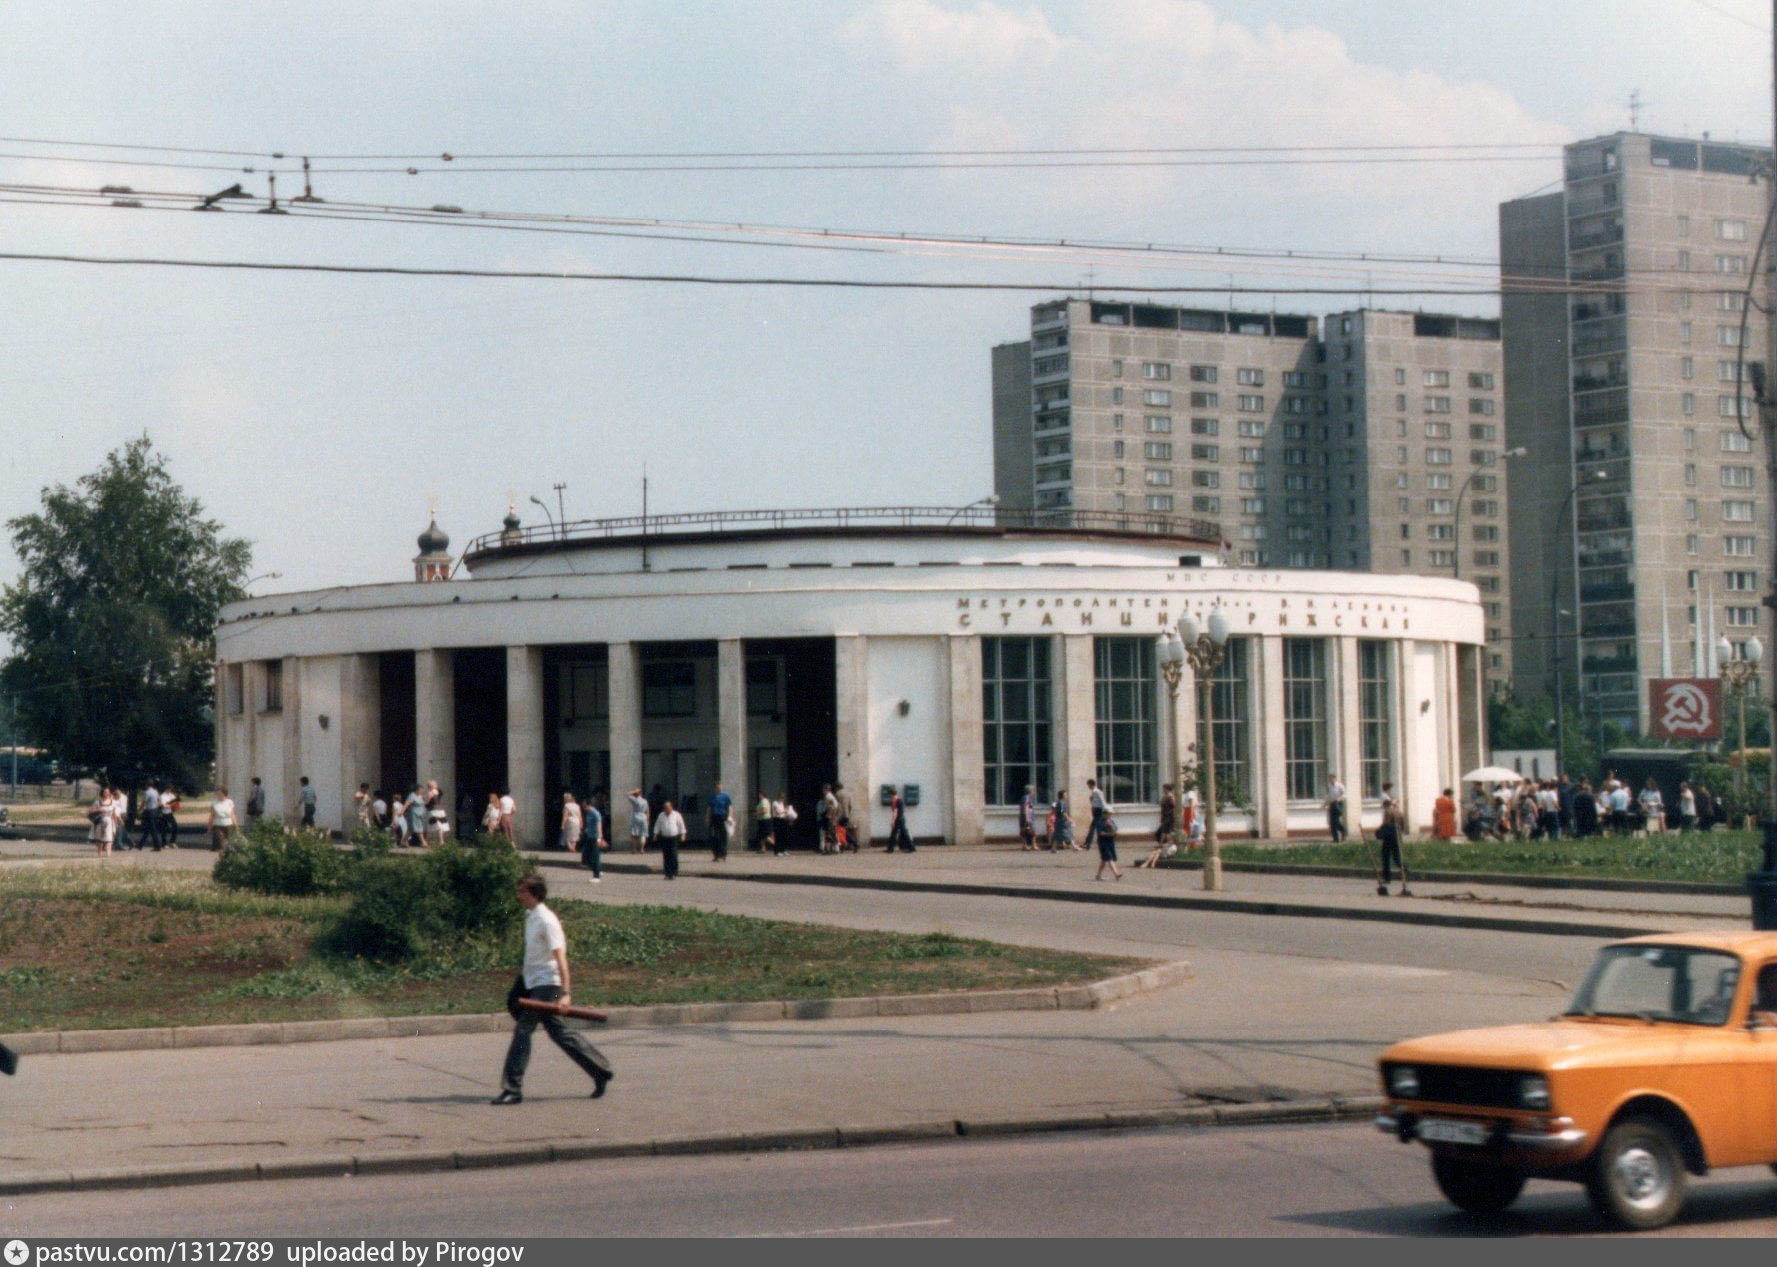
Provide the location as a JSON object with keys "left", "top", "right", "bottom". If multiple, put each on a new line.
{"left": 316, "top": 855, "right": 446, "bottom": 963}
{"left": 211, "top": 819, "right": 351, "bottom": 896}
{"left": 316, "top": 835, "right": 525, "bottom": 964}
{"left": 425, "top": 837, "right": 526, "bottom": 937}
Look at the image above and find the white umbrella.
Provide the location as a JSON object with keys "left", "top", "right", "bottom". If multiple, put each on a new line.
{"left": 1463, "top": 766, "right": 1526, "bottom": 783}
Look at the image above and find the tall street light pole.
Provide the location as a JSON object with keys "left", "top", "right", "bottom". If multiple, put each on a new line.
{"left": 1752, "top": 0, "right": 1777, "bottom": 928}
{"left": 1718, "top": 635, "right": 1763, "bottom": 811}
{"left": 1453, "top": 447, "right": 1526, "bottom": 579}
{"left": 1550, "top": 469, "right": 1609, "bottom": 778}
{"left": 528, "top": 495, "right": 557, "bottom": 540}
{"left": 1157, "top": 631, "right": 1186, "bottom": 851}
{"left": 1179, "top": 607, "right": 1232, "bottom": 891}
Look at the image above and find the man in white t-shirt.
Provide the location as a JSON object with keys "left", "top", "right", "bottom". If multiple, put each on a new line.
{"left": 492, "top": 874, "right": 612, "bottom": 1105}
{"left": 498, "top": 791, "right": 517, "bottom": 843}
{"left": 141, "top": 782, "right": 163, "bottom": 850}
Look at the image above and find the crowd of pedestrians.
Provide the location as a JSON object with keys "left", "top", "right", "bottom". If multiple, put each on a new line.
{"left": 87, "top": 779, "right": 183, "bottom": 854}
{"left": 1454, "top": 770, "right": 1721, "bottom": 842}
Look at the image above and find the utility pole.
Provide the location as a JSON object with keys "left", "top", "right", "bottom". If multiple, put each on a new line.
{"left": 641, "top": 470, "right": 651, "bottom": 573}
{"left": 1753, "top": 0, "right": 1777, "bottom": 929}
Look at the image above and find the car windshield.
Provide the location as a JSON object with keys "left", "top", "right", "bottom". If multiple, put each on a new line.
{"left": 1565, "top": 944, "right": 1741, "bottom": 1026}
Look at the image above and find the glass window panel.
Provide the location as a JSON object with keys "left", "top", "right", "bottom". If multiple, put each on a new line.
{"left": 1094, "top": 636, "right": 1158, "bottom": 804}
{"left": 1283, "top": 638, "right": 1328, "bottom": 801}
{"left": 981, "top": 637, "right": 1054, "bottom": 806}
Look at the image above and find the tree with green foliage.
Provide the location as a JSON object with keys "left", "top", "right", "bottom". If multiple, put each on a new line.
{"left": 0, "top": 436, "right": 250, "bottom": 786}
{"left": 1486, "top": 689, "right": 1599, "bottom": 777}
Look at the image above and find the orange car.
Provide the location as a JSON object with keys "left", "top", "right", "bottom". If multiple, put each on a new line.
{"left": 1377, "top": 930, "right": 1777, "bottom": 1229}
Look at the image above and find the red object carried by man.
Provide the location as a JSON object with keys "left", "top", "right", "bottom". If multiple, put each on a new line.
{"left": 514, "top": 997, "right": 609, "bottom": 1023}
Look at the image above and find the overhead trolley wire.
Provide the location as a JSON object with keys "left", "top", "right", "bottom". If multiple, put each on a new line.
{"left": 0, "top": 249, "right": 1690, "bottom": 298}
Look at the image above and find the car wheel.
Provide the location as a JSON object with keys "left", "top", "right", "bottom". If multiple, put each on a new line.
{"left": 1430, "top": 1154, "right": 1526, "bottom": 1215}
{"left": 1586, "top": 1116, "right": 1688, "bottom": 1230}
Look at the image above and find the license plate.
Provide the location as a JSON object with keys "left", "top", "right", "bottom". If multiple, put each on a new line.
{"left": 1418, "top": 1118, "right": 1488, "bottom": 1145}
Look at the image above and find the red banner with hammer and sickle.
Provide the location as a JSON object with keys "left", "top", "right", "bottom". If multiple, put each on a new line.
{"left": 1648, "top": 678, "right": 1721, "bottom": 741}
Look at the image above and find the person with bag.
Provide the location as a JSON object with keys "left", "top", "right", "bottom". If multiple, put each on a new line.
{"left": 560, "top": 790, "right": 583, "bottom": 858}
{"left": 1048, "top": 789, "right": 1074, "bottom": 850}
{"left": 1138, "top": 784, "right": 1178, "bottom": 869}
{"left": 751, "top": 791, "right": 774, "bottom": 853}
{"left": 90, "top": 787, "right": 116, "bottom": 856}
{"left": 1093, "top": 807, "right": 1123, "bottom": 881}
{"left": 627, "top": 787, "right": 651, "bottom": 852}
{"left": 884, "top": 787, "right": 914, "bottom": 853}
{"left": 1018, "top": 785, "right": 1038, "bottom": 850}
{"left": 773, "top": 793, "right": 797, "bottom": 855}
{"left": 1375, "top": 783, "right": 1410, "bottom": 897}
{"left": 817, "top": 783, "right": 840, "bottom": 854}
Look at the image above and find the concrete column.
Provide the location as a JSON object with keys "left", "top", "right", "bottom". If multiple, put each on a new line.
{"left": 212, "top": 665, "right": 227, "bottom": 796}
{"left": 1334, "top": 636, "right": 1362, "bottom": 809}
{"left": 607, "top": 642, "right": 642, "bottom": 824}
{"left": 245, "top": 663, "right": 260, "bottom": 803}
{"left": 835, "top": 635, "right": 872, "bottom": 845}
{"left": 281, "top": 657, "right": 303, "bottom": 820}
{"left": 1458, "top": 643, "right": 1484, "bottom": 775}
{"left": 506, "top": 646, "right": 546, "bottom": 848}
{"left": 947, "top": 635, "right": 985, "bottom": 846}
{"left": 1059, "top": 634, "right": 1096, "bottom": 809}
{"left": 413, "top": 649, "right": 456, "bottom": 800}
{"left": 716, "top": 638, "right": 749, "bottom": 834}
{"left": 1256, "top": 636, "right": 1289, "bottom": 839}
{"left": 337, "top": 654, "right": 381, "bottom": 834}
{"left": 1392, "top": 639, "right": 1414, "bottom": 831}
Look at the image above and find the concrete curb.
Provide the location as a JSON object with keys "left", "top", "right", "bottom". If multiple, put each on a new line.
{"left": 0, "top": 1094, "right": 1384, "bottom": 1196}
{"left": 617, "top": 864, "right": 1664, "bottom": 940}
{"left": 1171, "top": 859, "right": 1747, "bottom": 897}
{"left": 0, "top": 961, "right": 1193, "bottom": 1056}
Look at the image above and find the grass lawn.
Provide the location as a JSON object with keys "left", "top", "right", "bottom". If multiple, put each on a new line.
{"left": 1211, "top": 830, "right": 1765, "bottom": 887}
{"left": 0, "top": 868, "right": 1143, "bottom": 1032}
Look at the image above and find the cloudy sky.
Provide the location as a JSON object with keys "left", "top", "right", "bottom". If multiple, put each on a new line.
{"left": 0, "top": 0, "right": 1768, "bottom": 597}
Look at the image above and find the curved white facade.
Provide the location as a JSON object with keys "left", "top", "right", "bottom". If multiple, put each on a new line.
{"left": 215, "top": 514, "right": 1486, "bottom": 848}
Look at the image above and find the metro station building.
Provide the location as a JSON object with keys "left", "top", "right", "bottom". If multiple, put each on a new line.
{"left": 213, "top": 508, "right": 1487, "bottom": 848}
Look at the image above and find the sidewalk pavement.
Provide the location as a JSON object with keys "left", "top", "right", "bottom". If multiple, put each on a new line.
{"left": 6, "top": 944, "right": 1544, "bottom": 1195}
{"left": 1, "top": 834, "right": 1755, "bottom": 938}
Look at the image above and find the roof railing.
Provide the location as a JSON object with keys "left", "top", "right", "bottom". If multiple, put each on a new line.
{"left": 463, "top": 505, "right": 1223, "bottom": 556}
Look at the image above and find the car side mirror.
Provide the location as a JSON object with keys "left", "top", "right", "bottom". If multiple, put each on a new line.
{"left": 1749, "top": 1010, "right": 1777, "bottom": 1031}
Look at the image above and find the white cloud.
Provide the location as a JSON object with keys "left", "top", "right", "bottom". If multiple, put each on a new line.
{"left": 844, "top": 0, "right": 1065, "bottom": 74}
{"left": 842, "top": 0, "right": 1570, "bottom": 267}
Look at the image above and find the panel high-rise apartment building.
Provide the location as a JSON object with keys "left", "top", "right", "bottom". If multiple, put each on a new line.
{"left": 992, "top": 297, "right": 1513, "bottom": 683}
{"left": 1501, "top": 132, "right": 1772, "bottom": 733}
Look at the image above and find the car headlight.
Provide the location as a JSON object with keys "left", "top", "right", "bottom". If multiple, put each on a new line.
{"left": 1387, "top": 1065, "right": 1420, "bottom": 1098}
{"left": 1518, "top": 1074, "right": 1551, "bottom": 1110}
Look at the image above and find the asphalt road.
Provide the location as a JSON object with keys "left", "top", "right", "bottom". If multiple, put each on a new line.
{"left": 9, "top": 1122, "right": 1777, "bottom": 1238}
{"left": 565, "top": 864, "right": 1601, "bottom": 994}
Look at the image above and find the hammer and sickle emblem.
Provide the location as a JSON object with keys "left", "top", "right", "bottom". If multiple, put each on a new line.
{"left": 1660, "top": 683, "right": 1712, "bottom": 736}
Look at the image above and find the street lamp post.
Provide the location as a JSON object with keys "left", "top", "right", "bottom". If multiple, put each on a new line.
{"left": 1157, "top": 632, "right": 1187, "bottom": 851}
{"left": 1453, "top": 447, "right": 1526, "bottom": 579}
{"left": 1179, "top": 608, "right": 1232, "bottom": 891}
{"left": 528, "top": 496, "right": 558, "bottom": 540}
{"left": 1719, "top": 635, "right": 1764, "bottom": 814}
{"left": 944, "top": 494, "right": 999, "bottom": 526}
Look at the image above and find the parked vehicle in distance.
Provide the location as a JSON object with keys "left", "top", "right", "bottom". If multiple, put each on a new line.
{"left": 1378, "top": 930, "right": 1777, "bottom": 1229}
